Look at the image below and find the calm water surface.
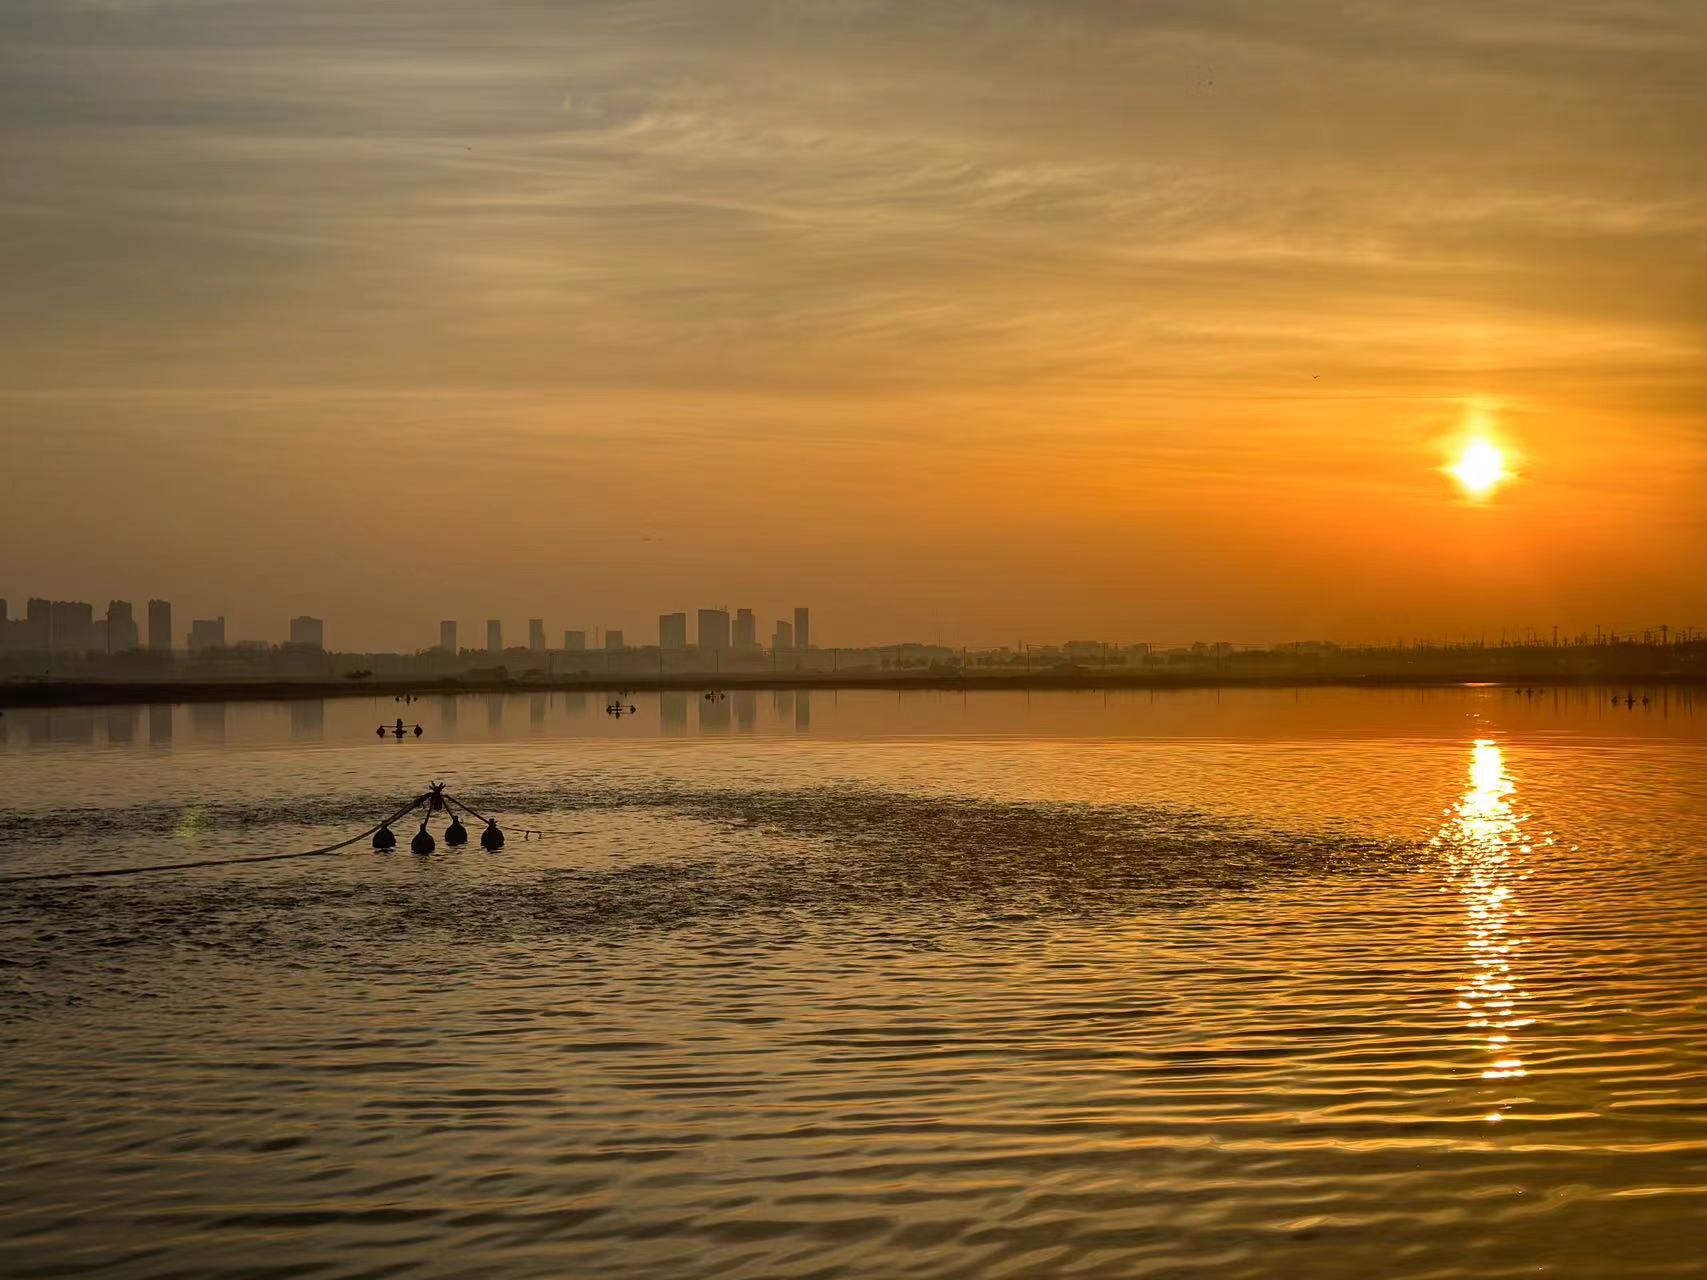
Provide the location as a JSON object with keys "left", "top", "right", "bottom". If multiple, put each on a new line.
{"left": 2, "top": 687, "right": 1704, "bottom": 1278}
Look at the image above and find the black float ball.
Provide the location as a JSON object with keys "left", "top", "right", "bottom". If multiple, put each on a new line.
{"left": 372, "top": 824, "right": 397, "bottom": 851}
{"left": 445, "top": 817, "right": 468, "bottom": 846}
{"left": 480, "top": 819, "right": 505, "bottom": 851}
{"left": 411, "top": 822, "right": 435, "bottom": 855}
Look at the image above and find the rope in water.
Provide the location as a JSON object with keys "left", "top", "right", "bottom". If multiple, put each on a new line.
{"left": 0, "top": 792, "right": 435, "bottom": 885}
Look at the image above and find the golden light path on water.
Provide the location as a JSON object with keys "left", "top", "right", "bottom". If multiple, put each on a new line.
{"left": 1435, "top": 740, "right": 1551, "bottom": 1120}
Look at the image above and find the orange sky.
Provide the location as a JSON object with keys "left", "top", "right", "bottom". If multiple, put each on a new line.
{"left": 2, "top": 1, "right": 1703, "bottom": 650}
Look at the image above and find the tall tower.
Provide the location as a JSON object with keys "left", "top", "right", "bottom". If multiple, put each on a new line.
{"left": 733, "top": 608, "right": 756, "bottom": 649}
{"left": 439, "top": 620, "right": 458, "bottom": 653}
{"left": 486, "top": 619, "right": 503, "bottom": 654}
{"left": 528, "top": 619, "right": 546, "bottom": 653}
{"left": 793, "top": 607, "right": 810, "bottom": 650}
{"left": 106, "top": 600, "right": 139, "bottom": 651}
{"left": 148, "top": 599, "right": 173, "bottom": 651}
{"left": 659, "top": 612, "right": 688, "bottom": 649}
{"left": 697, "top": 608, "right": 730, "bottom": 654}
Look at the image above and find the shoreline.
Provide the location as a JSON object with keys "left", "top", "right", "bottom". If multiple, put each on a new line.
{"left": 2, "top": 670, "right": 1701, "bottom": 709}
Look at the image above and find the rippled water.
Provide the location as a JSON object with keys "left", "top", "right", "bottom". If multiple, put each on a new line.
{"left": 2, "top": 687, "right": 1704, "bottom": 1278}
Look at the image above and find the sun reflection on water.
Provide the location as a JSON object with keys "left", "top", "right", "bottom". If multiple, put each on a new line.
{"left": 1434, "top": 740, "right": 1541, "bottom": 1116}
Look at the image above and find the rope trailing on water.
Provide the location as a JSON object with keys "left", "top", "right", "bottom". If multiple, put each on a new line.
{"left": 441, "top": 795, "right": 567, "bottom": 840}
{"left": 0, "top": 792, "right": 433, "bottom": 885}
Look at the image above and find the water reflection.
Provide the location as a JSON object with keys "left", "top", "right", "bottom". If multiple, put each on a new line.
{"left": 290, "top": 700, "right": 324, "bottom": 741}
{"left": 1434, "top": 740, "right": 1537, "bottom": 1117}
{"left": 660, "top": 692, "right": 687, "bottom": 736}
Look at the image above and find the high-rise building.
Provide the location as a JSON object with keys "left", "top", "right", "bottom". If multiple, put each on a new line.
{"left": 188, "top": 616, "right": 226, "bottom": 652}
{"left": 733, "top": 608, "right": 757, "bottom": 649}
{"left": 50, "top": 600, "right": 96, "bottom": 654}
{"left": 659, "top": 611, "right": 688, "bottom": 650}
{"left": 105, "top": 601, "right": 139, "bottom": 652}
{"left": 697, "top": 608, "right": 730, "bottom": 653}
{"left": 605, "top": 629, "right": 625, "bottom": 651}
{"left": 563, "top": 629, "right": 586, "bottom": 651}
{"left": 148, "top": 599, "right": 173, "bottom": 652}
{"left": 486, "top": 619, "right": 503, "bottom": 654}
{"left": 793, "top": 607, "right": 811, "bottom": 649}
{"left": 289, "top": 615, "right": 325, "bottom": 648}
{"left": 528, "top": 619, "right": 546, "bottom": 653}
{"left": 439, "top": 620, "right": 458, "bottom": 653}
{"left": 773, "top": 619, "right": 795, "bottom": 650}
{"left": 25, "top": 598, "right": 50, "bottom": 652}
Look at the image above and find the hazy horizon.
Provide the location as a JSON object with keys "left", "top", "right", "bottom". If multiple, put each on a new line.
{"left": 4, "top": 1, "right": 1704, "bottom": 651}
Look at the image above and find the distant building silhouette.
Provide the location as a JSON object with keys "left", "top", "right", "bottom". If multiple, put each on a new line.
{"left": 50, "top": 600, "right": 96, "bottom": 654}
{"left": 106, "top": 600, "right": 139, "bottom": 652}
{"left": 605, "top": 629, "right": 625, "bottom": 651}
{"left": 563, "top": 629, "right": 586, "bottom": 651}
{"left": 486, "top": 619, "right": 502, "bottom": 654}
{"left": 773, "top": 619, "right": 794, "bottom": 650}
{"left": 794, "top": 606, "right": 811, "bottom": 650}
{"left": 289, "top": 615, "right": 325, "bottom": 648}
{"left": 698, "top": 608, "right": 730, "bottom": 653}
{"left": 528, "top": 618, "right": 546, "bottom": 653}
{"left": 734, "top": 607, "right": 757, "bottom": 650}
{"left": 659, "top": 611, "right": 688, "bottom": 650}
{"left": 188, "top": 616, "right": 226, "bottom": 652}
{"left": 26, "top": 598, "right": 50, "bottom": 652}
{"left": 439, "top": 620, "right": 457, "bottom": 653}
{"left": 148, "top": 599, "right": 173, "bottom": 652}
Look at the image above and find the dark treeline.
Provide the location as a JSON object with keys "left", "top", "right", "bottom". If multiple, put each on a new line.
{"left": 1, "top": 638, "right": 1701, "bottom": 709}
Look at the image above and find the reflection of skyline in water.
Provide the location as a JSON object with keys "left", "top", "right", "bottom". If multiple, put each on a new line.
{"left": 2, "top": 685, "right": 1701, "bottom": 759}
{"left": 1434, "top": 740, "right": 1547, "bottom": 1120}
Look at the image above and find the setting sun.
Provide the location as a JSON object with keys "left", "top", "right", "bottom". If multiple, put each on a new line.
{"left": 1450, "top": 439, "right": 1509, "bottom": 499}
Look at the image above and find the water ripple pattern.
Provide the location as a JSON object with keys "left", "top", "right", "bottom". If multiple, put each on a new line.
{"left": 1, "top": 689, "right": 1704, "bottom": 1278}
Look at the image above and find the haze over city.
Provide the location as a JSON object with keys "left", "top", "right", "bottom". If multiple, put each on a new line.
{"left": 4, "top": 1, "right": 1704, "bottom": 651}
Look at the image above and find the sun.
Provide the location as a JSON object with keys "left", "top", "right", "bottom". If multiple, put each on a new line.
{"left": 1449, "top": 439, "right": 1508, "bottom": 499}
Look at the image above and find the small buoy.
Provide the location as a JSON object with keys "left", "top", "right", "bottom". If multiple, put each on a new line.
{"left": 411, "top": 822, "right": 435, "bottom": 855}
{"left": 413, "top": 724, "right": 423, "bottom": 737}
{"left": 373, "top": 824, "right": 397, "bottom": 851}
{"left": 376, "top": 726, "right": 385, "bottom": 738}
{"left": 445, "top": 816, "right": 468, "bottom": 846}
{"left": 481, "top": 818, "right": 505, "bottom": 851}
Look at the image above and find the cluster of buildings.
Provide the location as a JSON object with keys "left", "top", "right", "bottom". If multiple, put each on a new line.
{"left": 0, "top": 597, "right": 325, "bottom": 659}
{"left": 438, "top": 607, "right": 812, "bottom": 659}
